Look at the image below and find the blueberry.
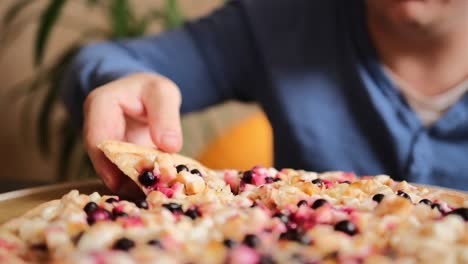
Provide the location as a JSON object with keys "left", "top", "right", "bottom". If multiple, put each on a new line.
{"left": 190, "top": 169, "right": 203, "bottom": 177}
{"left": 242, "top": 171, "right": 254, "bottom": 184}
{"left": 243, "top": 234, "right": 259, "bottom": 248}
{"left": 448, "top": 208, "right": 468, "bottom": 221}
{"left": 273, "top": 212, "right": 289, "bottom": 224}
{"left": 223, "top": 239, "right": 236, "bottom": 248}
{"left": 279, "top": 229, "right": 311, "bottom": 245}
{"left": 334, "top": 220, "right": 358, "bottom": 236}
{"left": 112, "top": 208, "right": 128, "bottom": 220}
{"left": 162, "top": 203, "right": 183, "bottom": 213}
{"left": 31, "top": 243, "right": 48, "bottom": 251}
{"left": 311, "top": 179, "right": 323, "bottom": 187}
{"left": 372, "top": 194, "right": 385, "bottom": 203}
{"left": 138, "top": 171, "right": 156, "bottom": 187}
{"left": 259, "top": 255, "right": 276, "bottom": 264}
{"left": 265, "top": 177, "right": 275, "bottom": 183}
{"left": 279, "top": 229, "right": 299, "bottom": 241}
{"left": 419, "top": 199, "right": 432, "bottom": 206}
{"left": 397, "top": 190, "right": 412, "bottom": 201}
{"left": 273, "top": 178, "right": 282, "bottom": 182}
{"left": 113, "top": 238, "right": 135, "bottom": 251}
{"left": 311, "top": 199, "right": 327, "bottom": 209}
{"left": 135, "top": 199, "right": 149, "bottom": 209}
{"left": 176, "top": 164, "right": 189, "bottom": 173}
{"left": 431, "top": 203, "right": 442, "bottom": 212}
{"left": 185, "top": 207, "right": 200, "bottom": 220}
{"left": 297, "top": 200, "right": 308, "bottom": 207}
{"left": 105, "top": 197, "right": 118, "bottom": 204}
{"left": 83, "top": 202, "right": 98, "bottom": 214}
{"left": 87, "top": 208, "right": 111, "bottom": 225}
{"left": 147, "top": 239, "right": 163, "bottom": 248}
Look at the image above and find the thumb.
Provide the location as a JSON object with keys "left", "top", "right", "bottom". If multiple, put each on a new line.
{"left": 142, "top": 78, "right": 183, "bottom": 153}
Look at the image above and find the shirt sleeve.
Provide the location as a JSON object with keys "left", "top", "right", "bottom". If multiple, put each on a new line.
{"left": 61, "top": 1, "right": 262, "bottom": 127}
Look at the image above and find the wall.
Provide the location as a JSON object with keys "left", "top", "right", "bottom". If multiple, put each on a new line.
{"left": 0, "top": 0, "right": 256, "bottom": 188}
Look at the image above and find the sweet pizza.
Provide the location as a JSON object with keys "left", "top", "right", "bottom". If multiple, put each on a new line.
{"left": 0, "top": 140, "right": 467, "bottom": 264}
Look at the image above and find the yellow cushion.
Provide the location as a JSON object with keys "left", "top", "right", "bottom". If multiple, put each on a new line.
{"left": 197, "top": 111, "right": 273, "bottom": 171}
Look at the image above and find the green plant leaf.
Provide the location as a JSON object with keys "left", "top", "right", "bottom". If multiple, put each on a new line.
{"left": 37, "top": 45, "right": 81, "bottom": 155}
{"left": 109, "top": 0, "right": 131, "bottom": 38}
{"left": 128, "top": 17, "right": 149, "bottom": 37}
{"left": 164, "top": 0, "right": 184, "bottom": 29}
{"left": 57, "top": 119, "right": 78, "bottom": 181}
{"left": 3, "top": 0, "right": 34, "bottom": 26}
{"left": 86, "top": 0, "right": 99, "bottom": 7}
{"left": 35, "top": 0, "right": 68, "bottom": 65}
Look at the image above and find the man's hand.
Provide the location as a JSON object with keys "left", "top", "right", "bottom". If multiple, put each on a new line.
{"left": 83, "top": 73, "right": 183, "bottom": 192}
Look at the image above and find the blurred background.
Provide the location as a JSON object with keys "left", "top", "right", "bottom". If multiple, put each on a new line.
{"left": 0, "top": 0, "right": 272, "bottom": 192}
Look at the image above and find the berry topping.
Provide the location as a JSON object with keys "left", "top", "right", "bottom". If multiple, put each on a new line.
{"left": 105, "top": 198, "right": 118, "bottom": 204}
{"left": 162, "top": 203, "right": 183, "bottom": 214}
{"left": 138, "top": 171, "right": 156, "bottom": 187}
{"left": 259, "top": 255, "right": 276, "bottom": 264}
{"left": 185, "top": 207, "right": 200, "bottom": 220}
{"left": 265, "top": 177, "right": 275, "bottom": 183}
{"left": 243, "top": 234, "right": 259, "bottom": 248}
{"left": 419, "top": 199, "right": 432, "bottom": 205}
{"left": 279, "top": 229, "right": 311, "bottom": 245}
{"left": 87, "top": 208, "right": 111, "bottom": 225}
{"left": 431, "top": 203, "right": 442, "bottom": 212}
{"left": 311, "top": 199, "right": 328, "bottom": 209}
{"left": 341, "top": 181, "right": 351, "bottom": 184}
{"left": 135, "top": 200, "right": 149, "bottom": 209}
{"left": 147, "top": 239, "right": 163, "bottom": 248}
{"left": 31, "top": 243, "right": 48, "bottom": 251}
{"left": 112, "top": 208, "right": 128, "bottom": 220}
{"left": 273, "top": 178, "right": 282, "bottom": 182}
{"left": 223, "top": 239, "right": 236, "bottom": 248}
{"left": 273, "top": 212, "right": 289, "bottom": 224}
{"left": 176, "top": 164, "right": 189, "bottom": 173}
{"left": 83, "top": 202, "right": 98, "bottom": 214}
{"left": 372, "top": 194, "right": 385, "bottom": 203}
{"left": 113, "top": 238, "right": 135, "bottom": 251}
{"left": 190, "top": 169, "right": 203, "bottom": 177}
{"left": 334, "top": 220, "right": 358, "bottom": 236}
{"left": 448, "top": 208, "right": 468, "bottom": 221}
{"left": 242, "top": 171, "right": 254, "bottom": 184}
{"left": 311, "top": 178, "right": 323, "bottom": 187}
{"left": 397, "top": 190, "right": 411, "bottom": 201}
{"left": 297, "top": 200, "right": 308, "bottom": 207}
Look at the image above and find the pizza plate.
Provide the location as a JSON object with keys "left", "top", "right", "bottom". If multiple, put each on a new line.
{"left": 0, "top": 179, "right": 109, "bottom": 224}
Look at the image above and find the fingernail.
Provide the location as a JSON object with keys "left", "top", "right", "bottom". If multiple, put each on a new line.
{"left": 160, "top": 132, "right": 180, "bottom": 150}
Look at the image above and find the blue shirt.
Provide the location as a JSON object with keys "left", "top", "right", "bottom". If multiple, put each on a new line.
{"left": 62, "top": 0, "right": 468, "bottom": 190}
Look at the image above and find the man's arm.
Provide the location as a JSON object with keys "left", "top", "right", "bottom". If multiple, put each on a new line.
{"left": 62, "top": 1, "right": 262, "bottom": 127}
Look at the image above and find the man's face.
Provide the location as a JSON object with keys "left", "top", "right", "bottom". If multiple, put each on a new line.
{"left": 366, "top": 0, "right": 468, "bottom": 36}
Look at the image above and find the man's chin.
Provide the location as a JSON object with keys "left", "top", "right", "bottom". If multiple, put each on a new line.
{"left": 389, "top": 1, "right": 435, "bottom": 25}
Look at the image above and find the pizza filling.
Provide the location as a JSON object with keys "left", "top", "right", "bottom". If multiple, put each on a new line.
{"left": 1, "top": 142, "right": 467, "bottom": 264}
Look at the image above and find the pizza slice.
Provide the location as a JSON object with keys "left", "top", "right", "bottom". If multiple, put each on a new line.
{"left": 98, "top": 140, "right": 216, "bottom": 196}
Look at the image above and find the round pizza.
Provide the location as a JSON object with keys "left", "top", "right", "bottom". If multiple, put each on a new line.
{"left": 0, "top": 141, "right": 467, "bottom": 264}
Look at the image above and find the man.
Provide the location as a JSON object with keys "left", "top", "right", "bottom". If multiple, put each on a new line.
{"left": 63, "top": 0, "right": 468, "bottom": 192}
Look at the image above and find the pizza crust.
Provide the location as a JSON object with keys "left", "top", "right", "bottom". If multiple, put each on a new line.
{"left": 98, "top": 140, "right": 212, "bottom": 195}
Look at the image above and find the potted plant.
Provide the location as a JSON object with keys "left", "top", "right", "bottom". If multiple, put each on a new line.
{"left": 1, "top": 0, "right": 184, "bottom": 181}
